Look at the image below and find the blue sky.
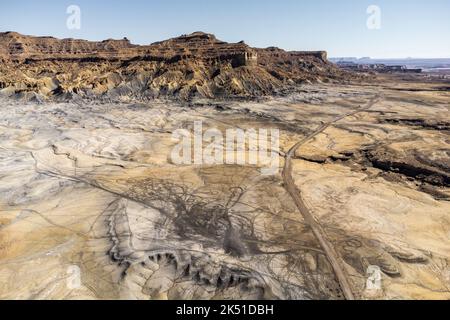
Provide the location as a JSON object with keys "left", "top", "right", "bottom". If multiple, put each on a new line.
{"left": 1, "top": 0, "right": 449, "bottom": 58}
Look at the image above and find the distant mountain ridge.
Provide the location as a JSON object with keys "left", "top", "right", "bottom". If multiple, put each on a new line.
{"left": 330, "top": 57, "right": 450, "bottom": 69}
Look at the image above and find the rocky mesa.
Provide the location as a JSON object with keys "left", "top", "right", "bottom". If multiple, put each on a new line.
{"left": 0, "top": 31, "right": 353, "bottom": 100}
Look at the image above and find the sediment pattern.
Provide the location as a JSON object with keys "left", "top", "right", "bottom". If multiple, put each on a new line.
{"left": 0, "top": 77, "right": 449, "bottom": 299}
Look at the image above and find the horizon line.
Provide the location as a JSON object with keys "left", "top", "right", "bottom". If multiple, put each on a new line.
{"left": 2, "top": 29, "right": 449, "bottom": 61}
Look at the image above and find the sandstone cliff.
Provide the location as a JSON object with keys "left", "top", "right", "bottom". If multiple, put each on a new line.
{"left": 0, "top": 31, "right": 353, "bottom": 100}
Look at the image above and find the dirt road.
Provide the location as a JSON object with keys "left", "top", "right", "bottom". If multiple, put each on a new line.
{"left": 282, "top": 96, "right": 381, "bottom": 300}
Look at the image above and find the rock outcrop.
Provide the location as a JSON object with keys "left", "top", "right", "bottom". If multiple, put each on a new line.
{"left": 0, "top": 31, "right": 353, "bottom": 100}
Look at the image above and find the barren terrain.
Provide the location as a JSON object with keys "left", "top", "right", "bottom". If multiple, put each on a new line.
{"left": 0, "top": 76, "right": 449, "bottom": 300}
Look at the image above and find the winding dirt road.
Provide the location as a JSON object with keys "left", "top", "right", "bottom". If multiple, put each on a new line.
{"left": 282, "top": 95, "right": 381, "bottom": 300}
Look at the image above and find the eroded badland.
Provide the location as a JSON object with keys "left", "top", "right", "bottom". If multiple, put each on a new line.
{"left": 0, "top": 32, "right": 449, "bottom": 300}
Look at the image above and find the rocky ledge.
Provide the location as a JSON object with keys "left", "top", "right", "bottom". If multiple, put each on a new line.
{"left": 0, "top": 31, "right": 355, "bottom": 101}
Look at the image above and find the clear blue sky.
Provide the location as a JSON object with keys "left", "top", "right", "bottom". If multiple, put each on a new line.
{"left": 1, "top": 0, "right": 449, "bottom": 58}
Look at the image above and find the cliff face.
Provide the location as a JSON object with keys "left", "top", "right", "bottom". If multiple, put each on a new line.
{"left": 0, "top": 31, "right": 352, "bottom": 100}
{"left": 0, "top": 31, "right": 136, "bottom": 59}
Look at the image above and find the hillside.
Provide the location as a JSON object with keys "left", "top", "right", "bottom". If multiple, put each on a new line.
{"left": 0, "top": 31, "right": 354, "bottom": 100}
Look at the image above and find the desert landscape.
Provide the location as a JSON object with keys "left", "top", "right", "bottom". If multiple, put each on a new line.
{"left": 0, "top": 31, "right": 449, "bottom": 300}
